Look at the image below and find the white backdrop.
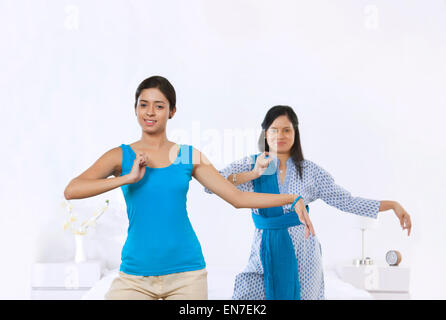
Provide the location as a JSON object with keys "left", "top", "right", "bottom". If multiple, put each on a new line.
{"left": 1, "top": 0, "right": 445, "bottom": 299}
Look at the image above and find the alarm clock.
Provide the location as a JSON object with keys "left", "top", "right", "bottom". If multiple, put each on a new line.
{"left": 385, "top": 250, "right": 402, "bottom": 266}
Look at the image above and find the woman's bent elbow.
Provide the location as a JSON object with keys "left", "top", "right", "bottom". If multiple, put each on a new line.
{"left": 64, "top": 187, "right": 72, "bottom": 200}
{"left": 232, "top": 201, "right": 241, "bottom": 209}
{"left": 230, "top": 193, "right": 242, "bottom": 209}
{"left": 64, "top": 181, "right": 75, "bottom": 200}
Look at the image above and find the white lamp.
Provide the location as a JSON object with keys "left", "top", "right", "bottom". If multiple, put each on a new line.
{"left": 353, "top": 216, "right": 379, "bottom": 266}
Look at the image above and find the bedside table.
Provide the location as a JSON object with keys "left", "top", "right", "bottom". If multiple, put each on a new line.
{"left": 337, "top": 264, "right": 411, "bottom": 300}
{"left": 31, "top": 261, "right": 102, "bottom": 300}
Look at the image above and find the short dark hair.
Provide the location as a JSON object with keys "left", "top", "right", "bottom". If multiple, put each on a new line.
{"left": 134, "top": 76, "right": 176, "bottom": 112}
{"left": 258, "top": 105, "right": 305, "bottom": 179}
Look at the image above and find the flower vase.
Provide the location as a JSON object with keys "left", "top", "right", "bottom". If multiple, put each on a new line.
{"left": 74, "top": 234, "right": 87, "bottom": 263}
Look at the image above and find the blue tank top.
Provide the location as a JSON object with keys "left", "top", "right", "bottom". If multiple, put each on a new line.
{"left": 119, "top": 143, "right": 206, "bottom": 276}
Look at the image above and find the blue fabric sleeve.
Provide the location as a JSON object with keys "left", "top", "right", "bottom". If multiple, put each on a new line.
{"left": 313, "top": 162, "right": 380, "bottom": 219}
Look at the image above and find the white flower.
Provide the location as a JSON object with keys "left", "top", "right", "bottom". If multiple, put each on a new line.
{"left": 63, "top": 199, "right": 109, "bottom": 235}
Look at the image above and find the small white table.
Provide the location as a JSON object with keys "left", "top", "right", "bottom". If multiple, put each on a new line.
{"left": 31, "top": 261, "right": 102, "bottom": 300}
{"left": 338, "top": 264, "right": 411, "bottom": 300}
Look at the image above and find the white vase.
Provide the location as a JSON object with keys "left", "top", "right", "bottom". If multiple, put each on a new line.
{"left": 74, "top": 234, "right": 87, "bottom": 263}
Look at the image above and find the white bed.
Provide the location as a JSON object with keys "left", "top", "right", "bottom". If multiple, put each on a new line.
{"left": 81, "top": 265, "right": 373, "bottom": 300}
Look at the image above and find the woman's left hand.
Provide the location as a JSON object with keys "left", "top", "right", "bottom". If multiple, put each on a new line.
{"left": 393, "top": 202, "right": 412, "bottom": 236}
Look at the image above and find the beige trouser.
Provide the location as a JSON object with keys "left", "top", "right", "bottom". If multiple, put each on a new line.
{"left": 104, "top": 268, "right": 208, "bottom": 300}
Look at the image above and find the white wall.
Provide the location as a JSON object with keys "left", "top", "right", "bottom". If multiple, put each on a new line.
{"left": 1, "top": 0, "right": 445, "bottom": 299}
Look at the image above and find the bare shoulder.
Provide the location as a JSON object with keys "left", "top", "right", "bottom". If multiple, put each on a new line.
{"left": 76, "top": 146, "right": 123, "bottom": 180}
{"left": 191, "top": 147, "right": 212, "bottom": 175}
{"left": 106, "top": 146, "right": 123, "bottom": 155}
{"left": 191, "top": 146, "right": 212, "bottom": 164}
{"left": 96, "top": 146, "right": 123, "bottom": 177}
{"left": 106, "top": 146, "right": 124, "bottom": 177}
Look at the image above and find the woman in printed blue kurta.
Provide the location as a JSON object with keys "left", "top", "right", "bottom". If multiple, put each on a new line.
{"left": 205, "top": 105, "right": 412, "bottom": 300}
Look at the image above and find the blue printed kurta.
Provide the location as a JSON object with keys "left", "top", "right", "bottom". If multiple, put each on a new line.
{"left": 205, "top": 156, "right": 380, "bottom": 300}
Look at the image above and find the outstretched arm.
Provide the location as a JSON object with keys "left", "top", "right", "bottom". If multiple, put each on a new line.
{"left": 192, "top": 148, "right": 315, "bottom": 237}
{"left": 193, "top": 149, "right": 295, "bottom": 209}
{"left": 314, "top": 161, "right": 412, "bottom": 236}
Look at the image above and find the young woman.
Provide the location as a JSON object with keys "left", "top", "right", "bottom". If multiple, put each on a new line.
{"left": 63, "top": 76, "right": 314, "bottom": 300}
{"left": 205, "top": 105, "right": 412, "bottom": 300}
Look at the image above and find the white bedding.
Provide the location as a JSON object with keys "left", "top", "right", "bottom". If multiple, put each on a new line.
{"left": 82, "top": 265, "right": 373, "bottom": 300}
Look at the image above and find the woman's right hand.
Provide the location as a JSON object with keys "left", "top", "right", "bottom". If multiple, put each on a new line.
{"left": 252, "top": 152, "right": 273, "bottom": 177}
{"left": 294, "top": 197, "right": 315, "bottom": 239}
{"left": 126, "top": 152, "right": 149, "bottom": 184}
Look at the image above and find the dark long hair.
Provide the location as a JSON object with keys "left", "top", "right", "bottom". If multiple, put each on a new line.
{"left": 257, "top": 105, "right": 304, "bottom": 180}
